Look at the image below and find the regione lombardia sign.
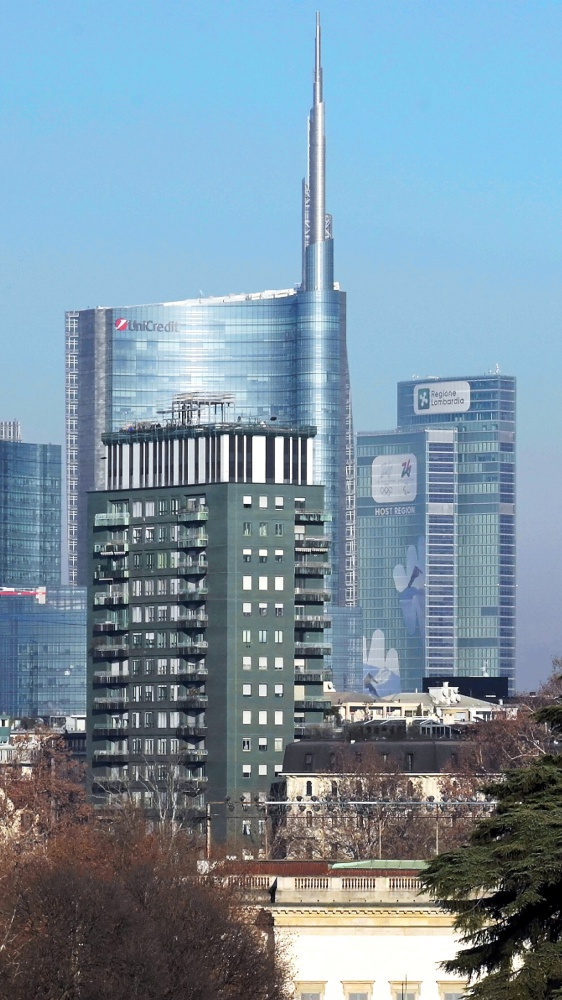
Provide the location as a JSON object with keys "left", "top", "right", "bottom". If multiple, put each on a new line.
{"left": 414, "top": 380, "right": 471, "bottom": 415}
{"left": 372, "top": 454, "right": 418, "bottom": 504}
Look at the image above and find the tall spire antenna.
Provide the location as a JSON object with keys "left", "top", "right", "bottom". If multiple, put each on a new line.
{"left": 314, "top": 10, "right": 323, "bottom": 105}
{"left": 302, "top": 11, "right": 333, "bottom": 290}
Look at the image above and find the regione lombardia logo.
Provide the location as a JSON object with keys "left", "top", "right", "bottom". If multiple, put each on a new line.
{"left": 115, "top": 318, "right": 129, "bottom": 331}
{"left": 417, "top": 387, "right": 430, "bottom": 410}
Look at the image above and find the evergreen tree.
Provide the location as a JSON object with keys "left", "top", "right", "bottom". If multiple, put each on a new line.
{"left": 421, "top": 754, "right": 562, "bottom": 1000}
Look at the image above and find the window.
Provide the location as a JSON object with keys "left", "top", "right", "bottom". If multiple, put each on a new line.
{"left": 274, "top": 577, "right": 284, "bottom": 591}
{"left": 242, "top": 684, "right": 252, "bottom": 697}
{"left": 243, "top": 522, "right": 252, "bottom": 536}
{"left": 259, "top": 764, "right": 268, "bottom": 776}
{"left": 390, "top": 983, "right": 421, "bottom": 1000}
{"left": 157, "top": 685, "right": 167, "bottom": 701}
{"left": 157, "top": 606, "right": 168, "bottom": 622}
{"left": 259, "top": 549, "right": 267, "bottom": 563}
{"left": 157, "top": 658, "right": 167, "bottom": 675}
{"left": 258, "top": 737, "right": 268, "bottom": 751}
{"left": 258, "top": 711, "right": 268, "bottom": 725}
{"left": 258, "top": 576, "right": 267, "bottom": 590}
{"left": 242, "top": 711, "right": 252, "bottom": 725}
{"left": 132, "top": 606, "right": 142, "bottom": 623}
{"left": 274, "top": 684, "right": 284, "bottom": 698}
{"left": 258, "top": 630, "right": 267, "bottom": 643}
{"left": 144, "top": 738, "right": 154, "bottom": 754}
{"left": 274, "top": 497, "right": 284, "bottom": 508}
{"left": 131, "top": 711, "right": 140, "bottom": 728}
{"left": 157, "top": 738, "right": 167, "bottom": 755}
{"left": 145, "top": 606, "right": 156, "bottom": 623}
{"left": 133, "top": 554, "right": 142, "bottom": 569}
{"left": 144, "top": 685, "right": 154, "bottom": 702}
{"left": 145, "top": 526, "right": 155, "bottom": 542}
{"left": 275, "top": 763, "right": 283, "bottom": 775}
{"left": 243, "top": 549, "right": 252, "bottom": 562}
{"left": 144, "top": 712, "right": 153, "bottom": 727}
{"left": 242, "top": 764, "right": 251, "bottom": 778}
{"left": 242, "top": 629, "right": 251, "bottom": 643}
{"left": 275, "top": 550, "right": 283, "bottom": 562}
{"left": 274, "top": 523, "right": 283, "bottom": 536}
{"left": 295, "top": 986, "right": 325, "bottom": 1000}
{"left": 169, "top": 658, "right": 179, "bottom": 675}
{"left": 259, "top": 603, "right": 267, "bottom": 616}
{"left": 144, "top": 578, "right": 155, "bottom": 596}
{"left": 437, "top": 985, "right": 467, "bottom": 1000}
{"left": 243, "top": 496, "right": 252, "bottom": 507}
{"left": 274, "top": 737, "right": 283, "bottom": 752}
{"left": 145, "top": 632, "right": 155, "bottom": 648}
{"left": 170, "top": 739, "right": 179, "bottom": 754}
{"left": 259, "top": 522, "right": 267, "bottom": 537}
{"left": 274, "top": 711, "right": 283, "bottom": 725}
{"left": 131, "top": 579, "right": 142, "bottom": 597}
{"left": 274, "top": 657, "right": 284, "bottom": 670}
{"left": 342, "top": 985, "right": 373, "bottom": 1000}
{"left": 274, "top": 603, "right": 283, "bottom": 617}
{"left": 158, "top": 499, "right": 168, "bottom": 516}
{"left": 132, "top": 527, "right": 142, "bottom": 544}
{"left": 242, "top": 576, "right": 252, "bottom": 591}
{"left": 242, "top": 656, "right": 252, "bottom": 671}
{"left": 274, "top": 630, "right": 283, "bottom": 643}
{"left": 158, "top": 525, "right": 168, "bottom": 542}
{"left": 145, "top": 502, "right": 155, "bottom": 518}
{"left": 306, "top": 779, "right": 313, "bottom": 795}
{"left": 242, "top": 738, "right": 251, "bottom": 752}
{"left": 132, "top": 501, "right": 142, "bottom": 517}
{"left": 259, "top": 496, "right": 268, "bottom": 508}
{"left": 157, "top": 578, "right": 167, "bottom": 595}
{"left": 131, "top": 738, "right": 141, "bottom": 753}
{"left": 243, "top": 602, "right": 252, "bottom": 616}
{"left": 258, "top": 684, "right": 267, "bottom": 697}
{"left": 258, "top": 656, "right": 268, "bottom": 670}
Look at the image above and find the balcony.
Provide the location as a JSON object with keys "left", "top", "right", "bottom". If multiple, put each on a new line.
{"left": 94, "top": 592, "right": 128, "bottom": 607}
{"left": 294, "top": 699, "right": 331, "bottom": 712}
{"left": 92, "top": 641, "right": 129, "bottom": 659}
{"left": 93, "top": 749, "right": 128, "bottom": 763}
{"left": 179, "top": 587, "right": 208, "bottom": 601}
{"left": 177, "top": 507, "right": 208, "bottom": 522}
{"left": 177, "top": 694, "right": 208, "bottom": 709}
{"left": 93, "top": 724, "right": 129, "bottom": 737}
{"left": 178, "top": 561, "right": 207, "bottom": 576}
{"left": 294, "top": 643, "right": 332, "bottom": 657}
{"left": 294, "top": 510, "right": 331, "bottom": 524}
{"left": 93, "top": 620, "right": 128, "bottom": 634}
{"left": 93, "top": 696, "right": 128, "bottom": 710}
{"left": 176, "top": 639, "right": 208, "bottom": 653}
{"left": 178, "top": 612, "right": 208, "bottom": 626}
{"left": 94, "top": 542, "right": 129, "bottom": 557}
{"left": 178, "top": 666, "right": 208, "bottom": 680}
{"left": 295, "top": 562, "right": 331, "bottom": 577}
{"left": 176, "top": 725, "right": 207, "bottom": 739}
{"left": 294, "top": 614, "right": 331, "bottom": 630}
{"left": 94, "top": 564, "right": 129, "bottom": 582}
{"left": 294, "top": 589, "right": 331, "bottom": 604}
{"left": 294, "top": 536, "right": 330, "bottom": 551}
{"left": 294, "top": 671, "right": 327, "bottom": 684}
{"left": 93, "top": 672, "right": 129, "bottom": 686}
{"left": 180, "top": 748, "right": 208, "bottom": 764}
{"left": 94, "top": 512, "right": 130, "bottom": 528}
{"left": 178, "top": 535, "right": 208, "bottom": 549}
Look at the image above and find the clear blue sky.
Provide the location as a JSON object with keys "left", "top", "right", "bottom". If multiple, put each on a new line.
{"left": 1, "top": 0, "right": 561, "bottom": 689}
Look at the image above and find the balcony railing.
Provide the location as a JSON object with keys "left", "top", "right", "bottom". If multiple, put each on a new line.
{"left": 294, "top": 643, "right": 332, "bottom": 657}
{"left": 178, "top": 612, "right": 208, "bottom": 626}
{"left": 294, "top": 699, "right": 331, "bottom": 712}
{"left": 177, "top": 508, "right": 209, "bottom": 522}
{"left": 93, "top": 750, "right": 128, "bottom": 762}
{"left": 94, "top": 592, "right": 128, "bottom": 606}
{"left": 294, "top": 510, "right": 331, "bottom": 524}
{"left": 94, "top": 512, "right": 130, "bottom": 527}
{"left": 93, "top": 673, "right": 129, "bottom": 686}
{"left": 181, "top": 748, "right": 209, "bottom": 763}
{"left": 92, "top": 642, "right": 129, "bottom": 658}
{"left": 294, "top": 589, "right": 331, "bottom": 604}
{"left": 176, "top": 725, "right": 207, "bottom": 738}
{"left": 294, "top": 536, "right": 330, "bottom": 550}
{"left": 178, "top": 561, "right": 208, "bottom": 576}
{"left": 93, "top": 621, "right": 128, "bottom": 634}
{"left": 176, "top": 694, "right": 208, "bottom": 709}
{"left": 176, "top": 639, "right": 208, "bottom": 652}
{"left": 295, "top": 562, "right": 331, "bottom": 576}
{"left": 294, "top": 614, "right": 330, "bottom": 630}
{"left": 294, "top": 671, "right": 327, "bottom": 684}
{"left": 93, "top": 724, "right": 129, "bottom": 736}
{"left": 178, "top": 535, "right": 208, "bottom": 548}
{"left": 178, "top": 666, "right": 208, "bottom": 680}
{"left": 94, "top": 543, "right": 129, "bottom": 557}
{"left": 94, "top": 565, "right": 129, "bottom": 582}
{"left": 93, "top": 696, "right": 128, "bottom": 709}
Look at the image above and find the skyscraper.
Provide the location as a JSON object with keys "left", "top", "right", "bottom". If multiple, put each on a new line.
{"left": 357, "top": 374, "right": 516, "bottom": 695}
{"left": 0, "top": 434, "right": 61, "bottom": 589}
{"left": 66, "top": 18, "right": 354, "bottom": 687}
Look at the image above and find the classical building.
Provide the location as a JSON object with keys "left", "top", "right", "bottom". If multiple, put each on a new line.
{"left": 87, "top": 402, "right": 331, "bottom": 841}
{"left": 357, "top": 374, "right": 516, "bottom": 695}
{"left": 67, "top": 16, "right": 357, "bottom": 688}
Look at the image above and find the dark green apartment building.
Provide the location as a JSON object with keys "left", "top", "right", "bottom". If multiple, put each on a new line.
{"left": 87, "top": 403, "right": 331, "bottom": 843}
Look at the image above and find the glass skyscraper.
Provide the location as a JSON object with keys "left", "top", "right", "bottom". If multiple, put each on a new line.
{"left": 0, "top": 587, "right": 86, "bottom": 718}
{"left": 66, "top": 17, "right": 355, "bottom": 683}
{"left": 357, "top": 374, "right": 516, "bottom": 695}
{"left": 0, "top": 438, "right": 61, "bottom": 588}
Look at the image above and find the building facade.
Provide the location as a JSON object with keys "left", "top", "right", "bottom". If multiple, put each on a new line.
{"left": 0, "top": 587, "right": 87, "bottom": 718}
{"left": 67, "top": 17, "right": 356, "bottom": 686}
{"left": 357, "top": 375, "right": 516, "bottom": 694}
{"left": 0, "top": 436, "right": 61, "bottom": 588}
{"left": 87, "top": 412, "right": 331, "bottom": 841}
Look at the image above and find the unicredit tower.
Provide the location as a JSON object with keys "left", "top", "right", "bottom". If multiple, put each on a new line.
{"left": 66, "top": 16, "right": 357, "bottom": 681}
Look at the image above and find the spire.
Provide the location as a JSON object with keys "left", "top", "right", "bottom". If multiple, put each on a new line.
{"left": 302, "top": 12, "right": 333, "bottom": 291}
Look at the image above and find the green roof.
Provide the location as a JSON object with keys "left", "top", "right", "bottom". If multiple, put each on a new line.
{"left": 330, "top": 859, "right": 428, "bottom": 871}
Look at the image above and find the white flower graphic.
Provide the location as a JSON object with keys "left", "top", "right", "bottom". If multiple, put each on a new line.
{"left": 363, "top": 629, "right": 401, "bottom": 697}
{"left": 393, "top": 536, "right": 426, "bottom": 642}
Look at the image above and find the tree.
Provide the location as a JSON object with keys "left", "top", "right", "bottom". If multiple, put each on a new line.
{"left": 0, "top": 821, "right": 292, "bottom": 1000}
{"left": 421, "top": 753, "right": 562, "bottom": 1000}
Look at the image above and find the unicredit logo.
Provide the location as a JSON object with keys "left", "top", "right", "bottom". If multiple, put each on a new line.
{"left": 114, "top": 317, "right": 179, "bottom": 333}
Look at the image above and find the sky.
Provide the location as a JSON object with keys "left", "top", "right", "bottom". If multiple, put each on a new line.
{"left": 1, "top": 0, "right": 561, "bottom": 690}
